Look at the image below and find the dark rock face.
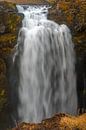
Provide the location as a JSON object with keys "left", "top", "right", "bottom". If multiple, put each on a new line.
{"left": 0, "top": 1, "right": 22, "bottom": 129}
{"left": 48, "top": 0, "right": 86, "bottom": 111}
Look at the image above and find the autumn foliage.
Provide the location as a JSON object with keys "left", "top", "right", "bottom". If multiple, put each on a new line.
{"left": 12, "top": 113, "right": 86, "bottom": 130}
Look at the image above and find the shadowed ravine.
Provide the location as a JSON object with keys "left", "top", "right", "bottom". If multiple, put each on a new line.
{"left": 12, "top": 5, "right": 77, "bottom": 123}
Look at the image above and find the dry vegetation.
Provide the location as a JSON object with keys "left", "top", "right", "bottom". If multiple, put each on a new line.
{"left": 2, "top": 0, "right": 47, "bottom": 4}
{"left": 12, "top": 113, "right": 86, "bottom": 130}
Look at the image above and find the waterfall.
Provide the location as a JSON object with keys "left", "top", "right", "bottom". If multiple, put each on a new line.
{"left": 14, "top": 5, "right": 77, "bottom": 122}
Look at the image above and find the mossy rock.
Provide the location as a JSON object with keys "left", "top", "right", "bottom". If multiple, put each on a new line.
{"left": 0, "top": 1, "right": 22, "bottom": 129}
{"left": 48, "top": 0, "right": 86, "bottom": 60}
{"left": 4, "top": 13, "right": 22, "bottom": 33}
{"left": 0, "top": 58, "right": 8, "bottom": 112}
{"left": 48, "top": 0, "right": 86, "bottom": 33}
{"left": 0, "top": 11, "right": 22, "bottom": 34}
{"left": 0, "top": 1, "right": 22, "bottom": 34}
{"left": 0, "top": 1, "right": 16, "bottom": 12}
{"left": 0, "top": 58, "right": 6, "bottom": 74}
{"left": 0, "top": 34, "right": 16, "bottom": 45}
{"left": 0, "top": 63, "right": 8, "bottom": 110}
{"left": 0, "top": 58, "right": 9, "bottom": 129}
{"left": 0, "top": 34, "right": 17, "bottom": 58}
{"left": 46, "top": 0, "right": 57, "bottom": 5}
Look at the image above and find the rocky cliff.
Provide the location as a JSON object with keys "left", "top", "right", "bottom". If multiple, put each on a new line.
{"left": 0, "top": 1, "right": 22, "bottom": 129}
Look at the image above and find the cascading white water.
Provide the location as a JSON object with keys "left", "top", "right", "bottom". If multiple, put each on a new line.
{"left": 14, "top": 5, "right": 77, "bottom": 122}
